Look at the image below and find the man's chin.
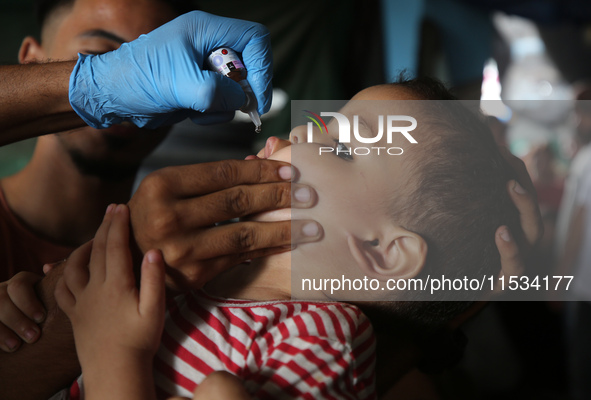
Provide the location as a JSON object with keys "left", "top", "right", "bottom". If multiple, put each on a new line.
{"left": 99, "top": 124, "right": 143, "bottom": 138}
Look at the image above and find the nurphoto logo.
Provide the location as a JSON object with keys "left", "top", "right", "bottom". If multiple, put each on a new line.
{"left": 304, "top": 110, "right": 418, "bottom": 156}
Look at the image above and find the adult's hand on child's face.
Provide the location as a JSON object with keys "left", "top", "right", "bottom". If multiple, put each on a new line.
{"left": 128, "top": 159, "right": 321, "bottom": 292}
{"left": 494, "top": 147, "right": 544, "bottom": 290}
{"left": 55, "top": 205, "right": 166, "bottom": 367}
{"left": 0, "top": 272, "right": 46, "bottom": 352}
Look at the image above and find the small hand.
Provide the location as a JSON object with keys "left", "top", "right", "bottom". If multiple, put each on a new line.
{"left": 55, "top": 204, "right": 166, "bottom": 369}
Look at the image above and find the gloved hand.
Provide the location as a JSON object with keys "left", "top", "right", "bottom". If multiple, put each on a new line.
{"left": 69, "top": 11, "right": 272, "bottom": 129}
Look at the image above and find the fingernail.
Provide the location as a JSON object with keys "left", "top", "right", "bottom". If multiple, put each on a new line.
{"left": 279, "top": 166, "right": 293, "bottom": 180}
{"left": 500, "top": 228, "right": 512, "bottom": 242}
{"left": 513, "top": 181, "right": 526, "bottom": 194}
{"left": 106, "top": 204, "right": 115, "bottom": 214}
{"left": 23, "top": 328, "right": 37, "bottom": 342}
{"left": 42, "top": 263, "right": 52, "bottom": 275}
{"left": 115, "top": 204, "right": 125, "bottom": 213}
{"left": 33, "top": 312, "right": 45, "bottom": 323}
{"left": 5, "top": 338, "right": 19, "bottom": 351}
{"left": 146, "top": 250, "right": 159, "bottom": 264}
{"left": 294, "top": 187, "right": 311, "bottom": 203}
{"left": 302, "top": 222, "right": 319, "bottom": 237}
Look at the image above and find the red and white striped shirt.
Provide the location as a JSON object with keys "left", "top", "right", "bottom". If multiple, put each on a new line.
{"left": 154, "top": 291, "right": 376, "bottom": 400}
{"left": 64, "top": 291, "right": 376, "bottom": 400}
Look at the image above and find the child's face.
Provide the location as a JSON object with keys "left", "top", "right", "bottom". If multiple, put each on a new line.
{"left": 255, "top": 85, "right": 428, "bottom": 300}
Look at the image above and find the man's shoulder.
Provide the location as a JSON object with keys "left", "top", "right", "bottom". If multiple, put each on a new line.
{"left": 0, "top": 182, "right": 73, "bottom": 280}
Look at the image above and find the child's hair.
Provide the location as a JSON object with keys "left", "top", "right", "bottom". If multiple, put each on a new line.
{"left": 359, "top": 77, "right": 523, "bottom": 331}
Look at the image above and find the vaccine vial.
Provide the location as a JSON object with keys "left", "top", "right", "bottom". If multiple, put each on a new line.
{"left": 207, "top": 47, "right": 262, "bottom": 133}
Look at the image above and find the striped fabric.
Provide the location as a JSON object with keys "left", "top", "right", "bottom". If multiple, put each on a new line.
{"left": 153, "top": 291, "right": 376, "bottom": 400}
{"left": 67, "top": 291, "right": 376, "bottom": 400}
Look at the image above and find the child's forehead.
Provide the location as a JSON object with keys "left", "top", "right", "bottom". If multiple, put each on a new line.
{"left": 341, "top": 87, "right": 436, "bottom": 148}
{"left": 351, "top": 84, "right": 424, "bottom": 101}
{"left": 345, "top": 85, "right": 427, "bottom": 125}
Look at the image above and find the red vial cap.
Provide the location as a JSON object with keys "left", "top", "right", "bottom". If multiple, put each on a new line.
{"left": 221, "top": 49, "right": 228, "bottom": 55}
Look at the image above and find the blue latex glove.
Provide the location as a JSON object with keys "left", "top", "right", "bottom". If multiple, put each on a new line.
{"left": 69, "top": 11, "right": 272, "bottom": 129}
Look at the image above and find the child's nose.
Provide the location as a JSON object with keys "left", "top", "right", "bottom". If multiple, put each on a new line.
{"left": 289, "top": 125, "right": 307, "bottom": 144}
{"left": 290, "top": 124, "right": 323, "bottom": 144}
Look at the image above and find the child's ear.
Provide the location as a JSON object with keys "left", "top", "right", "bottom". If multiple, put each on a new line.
{"left": 347, "top": 227, "right": 427, "bottom": 280}
{"left": 19, "top": 36, "right": 46, "bottom": 64}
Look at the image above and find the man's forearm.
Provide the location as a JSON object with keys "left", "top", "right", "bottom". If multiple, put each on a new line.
{"left": 0, "top": 61, "right": 86, "bottom": 146}
{"left": 0, "top": 263, "right": 79, "bottom": 400}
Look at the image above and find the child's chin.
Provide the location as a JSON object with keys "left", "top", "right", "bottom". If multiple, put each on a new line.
{"left": 244, "top": 208, "right": 292, "bottom": 223}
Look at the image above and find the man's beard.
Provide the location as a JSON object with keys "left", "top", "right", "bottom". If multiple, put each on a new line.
{"left": 62, "top": 135, "right": 140, "bottom": 181}
{"left": 67, "top": 149, "right": 139, "bottom": 181}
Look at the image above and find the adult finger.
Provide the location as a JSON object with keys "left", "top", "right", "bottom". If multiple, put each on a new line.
{"left": 159, "top": 220, "right": 287, "bottom": 270}
{"left": 137, "top": 159, "right": 295, "bottom": 199}
{"left": 105, "top": 204, "right": 134, "bottom": 287}
{"left": 161, "top": 220, "right": 322, "bottom": 289}
{"left": 178, "top": 182, "right": 315, "bottom": 227}
{"left": 88, "top": 204, "right": 116, "bottom": 282}
{"left": 6, "top": 272, "right": 45, "bottom": 323}
{"left": 54, "top": 277, "right": 76, "bottom": 316}
{"left": 139, "top": 250, "right": 166, "bottom": 319}
{"left": 238, "top": 25, "right": 273, "bottom": 114}
{"left": 499, "top": 147, "right": 536, "bottom": 196}
{"left": 506, "top": 180, "right": 544, "bottom": 247}
{"left": 62, "top": 240, "right": 94, "bottom": 295}
{"left": 185, "top": 219, "right": 321, "bottom": 261}
{"left": 191, "top": 71, "right": 245, "bottom": 113}
{"left": 494, "top": 225, "right": 524, "bottom": 293}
